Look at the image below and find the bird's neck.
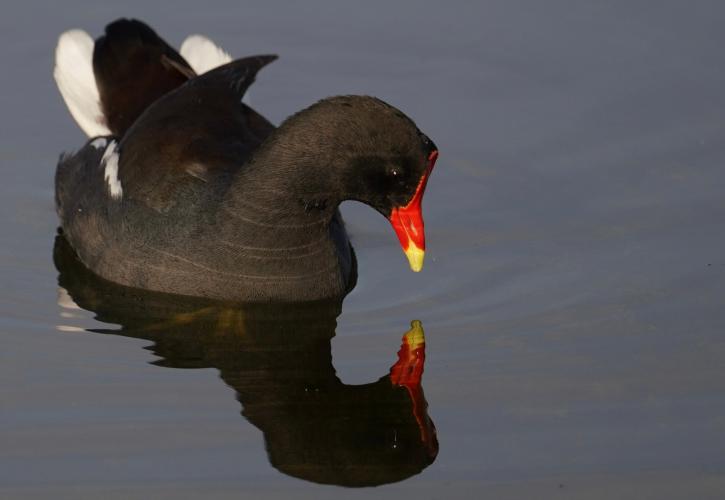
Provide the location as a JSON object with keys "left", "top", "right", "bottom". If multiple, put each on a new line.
{"left": 199, "top": 107, "right": 360, "bottom": 301}
{"left": 218, "top": 116, "right": 349, "bottom": 245}
{"left": 222, "top": 166, "right": 333, "bottom": 249}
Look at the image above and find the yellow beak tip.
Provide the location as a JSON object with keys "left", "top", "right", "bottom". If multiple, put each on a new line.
{"left": 404, "top": 244, "right": 425, "bottom": 272}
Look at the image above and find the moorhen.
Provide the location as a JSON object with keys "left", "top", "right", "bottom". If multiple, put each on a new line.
{"left": 54, "top": 19, "right": 438, "bottom": 302}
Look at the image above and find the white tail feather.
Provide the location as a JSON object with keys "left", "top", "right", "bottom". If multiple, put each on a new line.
{"left": 54, "top": 30, "right": 110, "bottom": 137}
{"left": 180, "top": 34, "right": 232, "bottom": 75}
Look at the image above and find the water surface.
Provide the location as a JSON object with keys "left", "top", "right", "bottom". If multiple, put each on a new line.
{"left": 2, "top": 1, "right": 725, "bottom": 498}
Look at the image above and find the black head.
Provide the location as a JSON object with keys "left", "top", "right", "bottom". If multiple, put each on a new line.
{"left": 338, "top": 97, "right": 436, "bottom": 218}
{"left": 283, "top": 95, "right": 437, "bottom": 214}
{"left": 274, "top": 95, "right": 439, "bottom": 271}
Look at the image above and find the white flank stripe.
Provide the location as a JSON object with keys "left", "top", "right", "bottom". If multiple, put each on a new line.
{"left": 101, "top": 141, "right": 123, "bottom": 199}
{"left": 54, "top": 30, "right": 111, "bottom": 138}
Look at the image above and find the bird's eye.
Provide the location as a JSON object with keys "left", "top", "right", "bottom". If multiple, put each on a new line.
{"left": 390, "top": 168, "right": 399, "bottom": 177}
{"left": 418, "top": 131, "right": 430, "bottom": 146}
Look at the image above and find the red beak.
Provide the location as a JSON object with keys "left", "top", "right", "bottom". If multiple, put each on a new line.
{"left": 388, "top": 150, "right": 438, "bottom": 271}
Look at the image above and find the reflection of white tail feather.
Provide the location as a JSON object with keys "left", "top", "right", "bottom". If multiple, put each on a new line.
{"left": 57, "top": 287, "right": 81, "bottom": 310}
{"left": 54, "top": 30, "right": 111, "bottom": 138}
{"left": 57, "top": 288, "right": 85, "bottom": 331}
{"left": 57, "top": 325, "right": 86, "bottom": 332}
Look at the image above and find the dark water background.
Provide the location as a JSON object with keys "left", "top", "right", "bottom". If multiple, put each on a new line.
{"left": 2, "top": 1, "right": 725, "bottom": 498}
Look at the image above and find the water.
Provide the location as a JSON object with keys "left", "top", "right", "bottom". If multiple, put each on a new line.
{"left": 2, "top": 1, "right": 725, "bottom": 498}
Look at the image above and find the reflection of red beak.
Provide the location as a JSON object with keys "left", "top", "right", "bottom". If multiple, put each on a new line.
{"left": 388, "top": 150, "right": 438, "bottom": 272}
{"left": 390, "top": 320, "right": 438, "bottom": 458}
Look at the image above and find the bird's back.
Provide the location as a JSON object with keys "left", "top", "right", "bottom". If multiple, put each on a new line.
{"left": 55, "top": 20, "right": 288, "bottom": 299}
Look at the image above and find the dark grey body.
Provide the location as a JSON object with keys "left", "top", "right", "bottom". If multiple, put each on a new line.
{"left": 56, "top": 58, "right": 357, "bottom": 302}
{"left": 56, "top": 140, "right": 356, "bottom": 302}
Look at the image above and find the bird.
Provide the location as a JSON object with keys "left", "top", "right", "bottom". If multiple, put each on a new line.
{"left": 53, "top": 19, "right": 438, "bottom": 302}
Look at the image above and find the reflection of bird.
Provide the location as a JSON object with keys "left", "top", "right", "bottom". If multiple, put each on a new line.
{"left": 54, "top": 234, "right": 438, "bottom": 487}
{"left": 53, "top": 19, "right": 438, "bottom": 302}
